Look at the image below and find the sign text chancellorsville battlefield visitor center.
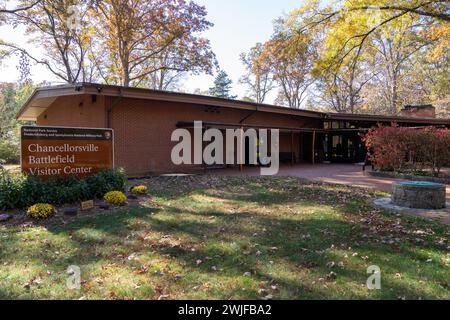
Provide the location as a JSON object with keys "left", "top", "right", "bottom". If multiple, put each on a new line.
{"left": 21, "top": 126, "right": 114, "bottom": 179}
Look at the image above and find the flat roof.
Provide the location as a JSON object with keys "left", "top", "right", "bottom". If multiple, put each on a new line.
{"left": 17, "top": 82, "right": 450, "bottom": 126}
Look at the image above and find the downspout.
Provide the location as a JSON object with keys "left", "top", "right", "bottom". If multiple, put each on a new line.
{"left": 106, "top": 87, "right": 124, "bottom": 128}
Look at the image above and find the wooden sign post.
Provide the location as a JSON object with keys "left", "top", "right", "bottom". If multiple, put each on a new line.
{"left": 21, "top": 126, "right": 114, "bottom": 179}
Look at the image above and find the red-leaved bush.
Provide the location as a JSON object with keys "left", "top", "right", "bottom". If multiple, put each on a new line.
{"left": 364, "top": 124, "right": 450, "bottom": 176}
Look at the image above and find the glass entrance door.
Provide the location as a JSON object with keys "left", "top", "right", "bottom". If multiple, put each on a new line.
{"left": 325, "top": 133, "right": 365, "bottom": 163}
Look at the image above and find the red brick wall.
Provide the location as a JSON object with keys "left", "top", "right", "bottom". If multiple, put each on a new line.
{"left": 37, "top": 95, "right": 107, "bottom": 128}
{"left": 109, "top": 97, "right": 321, "bottom": 175}
{"left": 38, "top": 94, "right": 322, "bottom": 176}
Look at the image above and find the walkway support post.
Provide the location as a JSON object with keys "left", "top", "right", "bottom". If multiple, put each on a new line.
{"left": 291, "top": 131, "right": 294, "bottom": 166}
{"left": 240, "top": 126, "right": 244, "bottom": 172}
{"left": 312, "top": 130, "right": 316, "bottom": 165}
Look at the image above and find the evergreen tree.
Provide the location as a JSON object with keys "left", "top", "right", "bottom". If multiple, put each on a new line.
{"left": 209, "top": 71, "right": 237, "bottom": 99}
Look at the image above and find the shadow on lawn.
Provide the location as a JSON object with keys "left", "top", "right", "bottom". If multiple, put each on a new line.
{"left": 44, "top": 207, "right": 447, "bottom": 299}
{"left": 1, "top": 177, "right": 448, "bottom": 299}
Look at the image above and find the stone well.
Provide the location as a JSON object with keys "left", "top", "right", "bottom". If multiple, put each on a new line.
{"left": 392, "top": 181, "right": 446, "bottom": 209}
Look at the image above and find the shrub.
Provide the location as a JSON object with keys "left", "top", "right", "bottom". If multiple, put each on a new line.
{"left": 130, "top": 185, "right": 148, "bottom": 195}
{"left": 104, "top": 191, "right": 127, "bottom": 206}
{"left": 364, "top": 125, "right": 450, "bottom": 176}
{"left": 0, "top": 168, "right": 127, "bottom": 211}
{"left": 27, "top": 203, "right": 56, "bottom": 220}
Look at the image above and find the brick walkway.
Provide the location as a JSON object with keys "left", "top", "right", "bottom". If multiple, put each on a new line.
{"left": 212, "top": 164, "right": 450, "bottom": 224}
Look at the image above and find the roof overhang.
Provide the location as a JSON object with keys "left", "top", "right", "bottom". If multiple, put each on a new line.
{"left": 17, "top": 83, "right": 324, "bottom": 121}
{"left": 17, "top": 85, "right": 86, "bottom": 121}
{"left": 17, "top": 83, "right": 450, "bottom": 127}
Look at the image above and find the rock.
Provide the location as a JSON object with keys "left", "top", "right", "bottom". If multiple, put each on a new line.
{"left": 64, "top": 208, "right": 78, "bottom": 216}
{"left": 127, "top": 195, "right": 138, "bottom": 200}
{"left": 0, "top": 214, "right": 12, "bottom": 222}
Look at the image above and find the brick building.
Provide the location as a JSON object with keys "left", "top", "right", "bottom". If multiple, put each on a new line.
{"left": 17, "top": 83, "right": 450, "bottom": 176}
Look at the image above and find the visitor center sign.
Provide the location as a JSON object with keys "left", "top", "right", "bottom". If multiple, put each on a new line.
{"left": 21, "top": 126, "right": 114, "bottom": 178}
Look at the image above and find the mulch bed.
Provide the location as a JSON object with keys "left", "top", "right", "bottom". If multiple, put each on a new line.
{"left": 0, "top": 193, "right": 153, "bottom": 229}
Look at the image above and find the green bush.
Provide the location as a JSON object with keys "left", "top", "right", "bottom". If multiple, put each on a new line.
{"left": 0, "top": 168, "right": 126, "bottom": 210}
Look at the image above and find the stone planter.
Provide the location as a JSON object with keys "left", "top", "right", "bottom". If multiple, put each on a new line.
{"left": 392, "top": 181, "right": 446, "bottom": 209}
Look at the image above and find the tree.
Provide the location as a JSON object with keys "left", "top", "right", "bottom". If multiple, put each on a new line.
{"left": 0, "top": 1, "right": 42, "bottom": 14}
{"left": 0, "top": 81, "right": 37, "bottom": 163}
{"left": 361, "top": 14, "right": 440, "bottom": 114}
{"left": 313, "top": 63, "right": 374, "bottom": 113}
{"left": 0, "top": 81, "right": 37, "bottom": 138}
{"left": 1, "top": 0, "right": 216, "bottom": 88}
{"left": 399, "top": 47, "right": 450, "bottom": 111}
{"left": 0, "top": 83, "right": 18, "bottom": 138}
{"left": 137, "top": 37, "right": 217, "bottom": 91}
{"left": 209, "top": 71, "right": 237, "bottom": 99}
{"left": 303, "top": 0, "right": 449, "bottom": 75}
{"left": 285, "top": 0, "right": 449, "bottom": 114}
{"left": 239, "top": 43, "right": 274, "bottom": 104}
{"left": 91, "top": 0, "right": 216, "bottom": 87}
{"left": 1, "top": 0, "right": 96, "bottom": 83}
{"left": 260, "top": 15, "right": 319, "bottom": 109}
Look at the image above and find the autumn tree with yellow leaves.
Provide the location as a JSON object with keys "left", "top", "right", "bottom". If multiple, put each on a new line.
{"left": 244, "top": 0, "right": 449, "bottom": 115}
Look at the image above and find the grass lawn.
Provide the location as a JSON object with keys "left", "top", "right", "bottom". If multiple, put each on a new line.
{"left": 0, "top": 176, "right": 448, "bottom": 300}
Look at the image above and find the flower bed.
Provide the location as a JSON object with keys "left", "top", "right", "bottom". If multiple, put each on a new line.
{"left": 0, "top": 168, "right": 127, "bottom": 210}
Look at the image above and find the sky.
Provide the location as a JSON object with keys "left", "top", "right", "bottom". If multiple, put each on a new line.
{"left": 0, "top": 0, "right": 302, "bottom": 103}
{"left": 185, "top": 0, "right": 301, "bottom": 100}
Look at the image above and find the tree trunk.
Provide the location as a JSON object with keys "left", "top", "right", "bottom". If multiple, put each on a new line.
{"left": 391, "top": 71, "right": 399, "bottom": 115}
